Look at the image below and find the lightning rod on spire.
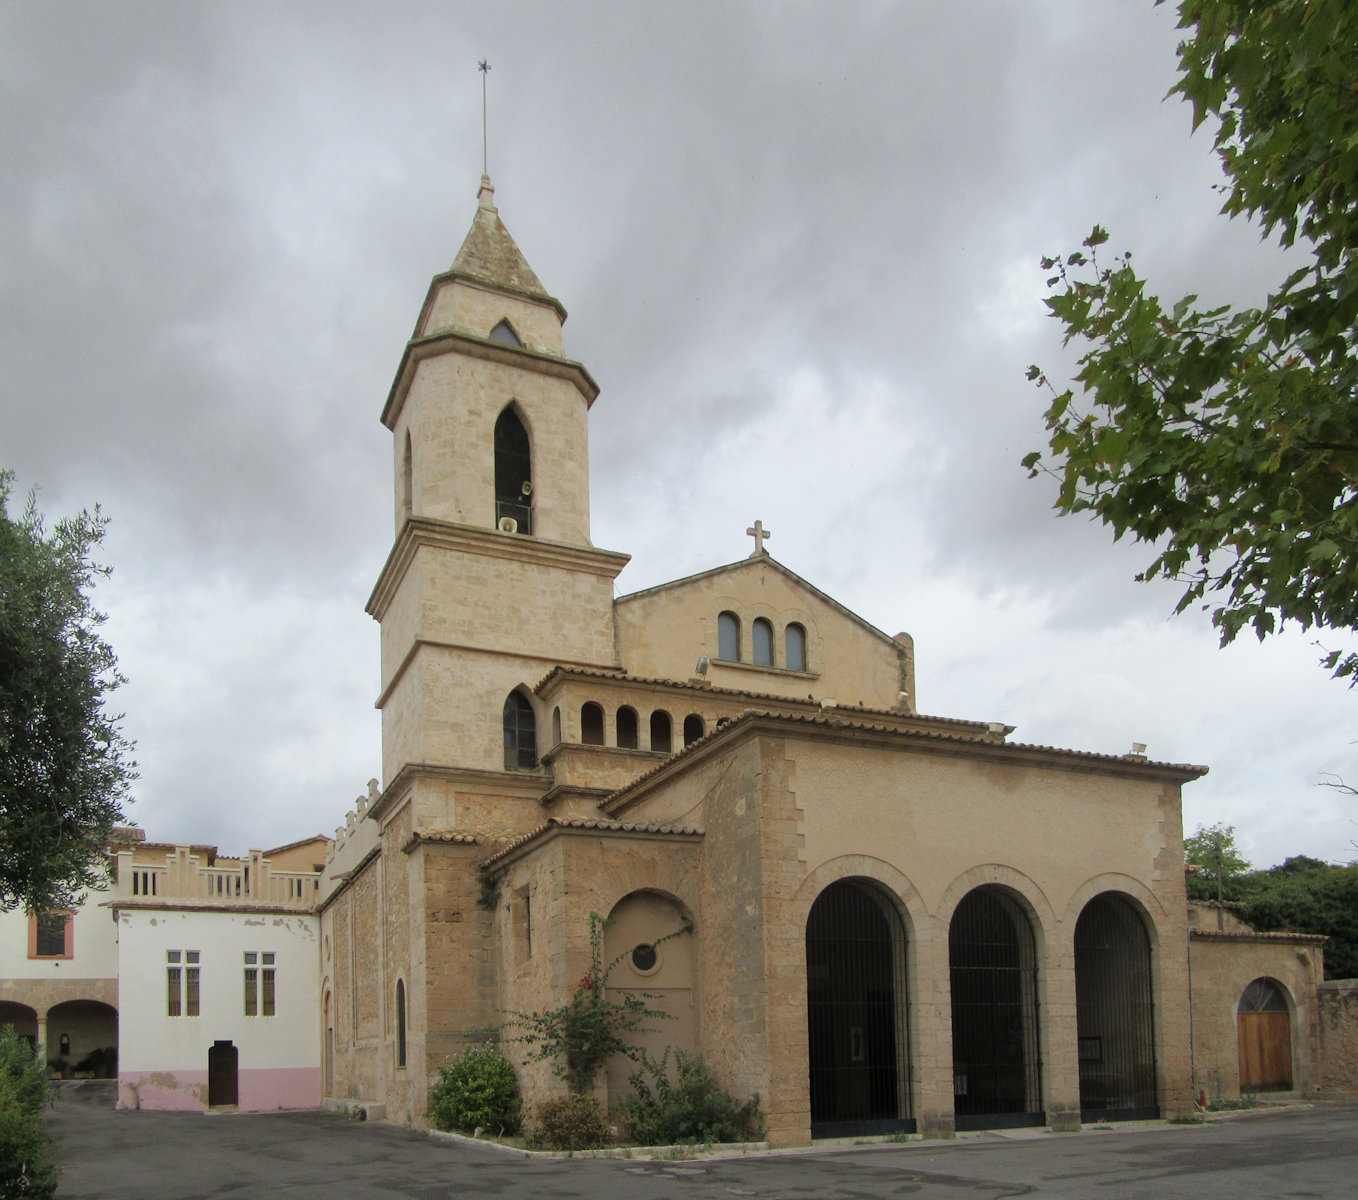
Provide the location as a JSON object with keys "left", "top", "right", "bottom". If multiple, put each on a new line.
{"left": 478, "top": 60, "right": 491, "bottom": 176}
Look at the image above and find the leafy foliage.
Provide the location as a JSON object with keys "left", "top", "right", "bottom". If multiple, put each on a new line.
{"left": 494, "top": 912, "right": 688, "bottom": 1095}
{"left": 620, "top": 1049, "right": 765, "bottom": 1146}
{"left": 0, "top": 472, "right": 136, "bottom": 912}
{"left": 1184, "top": 821, "right": 1252, "bottom": 898}
{"left": 0, "top": 1026, "right": 57, "bottom": 1199}
{"left": 427, "top": 1044, "right": 521, "bottom": 1135}
{"left": 525, "top": 1094, "right": 613, "bottom": 1151}
{"left": 1231, "top": 855, "right": 1358, "bottom": 980}
{"left": 1026, "top": 2, "right": 1358, "bottom": 679}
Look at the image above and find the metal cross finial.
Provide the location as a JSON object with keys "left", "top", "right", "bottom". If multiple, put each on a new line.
{"left": 746, "top": 520, "right": 772, "bottom": 557}
{"left": 478, "top": 61, "right": 491, "bottom": 175}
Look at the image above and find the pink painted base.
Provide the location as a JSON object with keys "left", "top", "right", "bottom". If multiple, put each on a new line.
{"left": 119, "top": 1067, "right": 320, "bottom": 1112}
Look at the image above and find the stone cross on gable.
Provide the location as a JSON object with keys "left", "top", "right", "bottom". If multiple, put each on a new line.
{"left": 747, "top": 520, "right": 772, "bottom": 557}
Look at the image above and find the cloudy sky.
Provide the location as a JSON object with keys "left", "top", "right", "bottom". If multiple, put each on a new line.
{"left": 2, "top": 1, "right": 1353, "bottom": 867}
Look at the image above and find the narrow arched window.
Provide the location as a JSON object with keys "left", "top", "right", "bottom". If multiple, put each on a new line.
{"left": 617, "top": 706, "right": 639, "bottom": 750}
{"left": 786, "top": 623, "right": 806, "bottom": 672}
{"left": 717, "top": 612, "right": 740, "bottom": 661}
{"left": 552, "top": 706, "right": 563, "bottom": 747}
{"left": 400, "top": 430, "right": 413, "bottom": 519}
{"left": 503, "top": 692, "right": 537, "bottom": 770}
{"left": 752, "top": 618, "right": 773, "bottom": 667}
{"left": 581, "top": 702, "right": 605, "bottom": 746}
{"left": 395, "top": 979, "right": 407, "bottom": 1068}
{"left": 683, "top": 714, "right": 705, "bottom": 746}
{"left": 489, "top": 318, "right": 523, "bottom": 347}
{"left": 494, "top": 406, "right": 533, "bottom": 534}
{"left": 650, "top": 710, "right": 673, "bottom": 754}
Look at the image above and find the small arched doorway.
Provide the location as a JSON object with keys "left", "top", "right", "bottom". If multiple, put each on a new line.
{"left": 1238, "top": 978, "right": 1293, "bottom": 1092}
{"left": 1074, "top": 893, "right": 1158, "bottom": 1120}
{"left": 806, "top": 879, "right": 912, "bottom": 1137}
{"left": 949, "top": 886, "right": 1042, "bottom": 1130}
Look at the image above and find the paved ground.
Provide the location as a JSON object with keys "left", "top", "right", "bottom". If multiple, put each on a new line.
{"left": 48, "top": 1084, "right": 1358, "bottom": 1199}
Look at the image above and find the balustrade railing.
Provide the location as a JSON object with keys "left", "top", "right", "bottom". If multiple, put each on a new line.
{"left": 112, "top": 847, "right": 319, "bottom": 910}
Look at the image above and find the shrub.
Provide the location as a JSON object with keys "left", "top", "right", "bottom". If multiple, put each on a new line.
{"left": 428, "top": 1045, "right": 521, "bottom": 1135}
{"left": 0, "top": 1027, "right": 49, "bottom": 1114}
{"left": 621, "top": 1049, "right": 765, "bottom": 1146}
{"left": 526, "top": 1094, "right": 613, "bottom": 1151}
{"left": 0, "top": 1029, "right": 56, "bottom": 1199}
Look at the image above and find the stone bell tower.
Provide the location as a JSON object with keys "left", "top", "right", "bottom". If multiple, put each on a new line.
{"left": 367, "top": 176, "right": 629, "bottom": 822}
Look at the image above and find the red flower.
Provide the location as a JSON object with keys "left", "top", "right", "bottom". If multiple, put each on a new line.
{"left": 577, "top": 975, "right": 594, "bottom": 991}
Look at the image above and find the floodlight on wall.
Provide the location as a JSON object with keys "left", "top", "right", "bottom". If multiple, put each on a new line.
{"left": 1131, "top": 742, "right": 1147, "bottom": 756}
{"left": 695, "top": 657, "right": 710, "bottom": 676}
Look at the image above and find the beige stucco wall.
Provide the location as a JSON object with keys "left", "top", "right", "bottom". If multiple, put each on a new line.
{"left": 1318, "top": 980, "right": 1358, "bottom": 1098}
{"left": 1187, "top": 931, "right": 1324, "bottom": 1102}
{"left": 614, "top": 558, "right": 913, "bottom": 711}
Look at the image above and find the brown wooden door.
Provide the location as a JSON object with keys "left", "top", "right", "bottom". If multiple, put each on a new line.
{"left": 1238, "top": 1011, "right": 1292, "bottom": 1091}
{"left": 207, "top": 1040, "right": 239, "bottom": 1107}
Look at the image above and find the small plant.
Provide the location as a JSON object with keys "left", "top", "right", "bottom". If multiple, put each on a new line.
{"left": 526, "top": 1094, "right": 613, "bottom": 1151}
{"left": 494, "top": 912, "right": 689, "bottom": 1094}
{"left": 0, "top": 1026, "right": 57, "bottom": 1199}
{"left": 428, "top": 1044, "right": 521, "bottom": 1136}
{"left": 620, "top": 1048, "right": 765, "bottom": 1146}
{"left": 1207, "top": 1095, "right": 1261, "bottom": 1112}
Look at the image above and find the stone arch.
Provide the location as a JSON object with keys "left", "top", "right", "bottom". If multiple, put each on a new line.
{"left": 0, "top": 1001, "right": 38, "bottom": 1044}
{"left": 948, "top": 883, "right": 1045, "bottom": 1130}
{"left": 1073, "top": 892, "right": 1159, "bottom": 1120}
{"left": 46, "top": 999, "right": 118, "bottom": 1077}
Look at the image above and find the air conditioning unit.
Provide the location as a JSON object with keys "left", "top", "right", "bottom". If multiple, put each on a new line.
{"left": 520, "top": 480, "right": 533, "bottom": 496}
{"left": 497, "top": 516, "right": 518, "bottom": 534}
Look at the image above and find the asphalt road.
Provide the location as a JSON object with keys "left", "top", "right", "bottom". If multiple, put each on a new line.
{"left": 48, "top": 1083, "right": 1358, "bottom": 1199}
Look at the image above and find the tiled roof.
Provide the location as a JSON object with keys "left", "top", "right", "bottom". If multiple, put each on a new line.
{"left": 1190, "top": 928, "right": 1327, "bottom": 943}
{"left": 479, "top": 817, "right": 704, "bottom": 869}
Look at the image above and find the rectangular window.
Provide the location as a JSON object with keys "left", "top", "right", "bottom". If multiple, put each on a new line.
{"left": 29, "top": 911, "right": 73, "bottom": 959}
{"left": 168, "top": 950, "right": 200, "bottom": 1017}
{"left": 245, "top": 952, "right": 275, "bottom": 1017}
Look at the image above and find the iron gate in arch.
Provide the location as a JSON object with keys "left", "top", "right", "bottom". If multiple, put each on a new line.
{"left": 949, "top": 886, "right": 1044, "bottom": 1130}
{"left": 1075, "top": 893, "right": 1159, "bottom": 1121}
{"left": 806, "top": 879, "right": 913, "bottom": 1137}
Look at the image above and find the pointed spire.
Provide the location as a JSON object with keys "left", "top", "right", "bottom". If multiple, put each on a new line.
{"left": 451, "top": 174, "right": 551, "bottom": 299}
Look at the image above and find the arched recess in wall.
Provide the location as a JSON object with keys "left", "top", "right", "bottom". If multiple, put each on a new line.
{"left": 616, "top": 706, "right": 639, "bottom": 750}
{"left": 949, "top": 885, "right": 1043, "bottom": 1131}
{"left": 682, "top": 714, "right": 705, "bottom": 746}
{"left": 1237, "top": 977, "right": 1293, "bottom": 1092}
{"left": 0, "top": 1002, "right": 37, "bottom": 1043}
{"left": 602, "top": 891, "right": 695, "bottom": 1107}
{"left": 581, "top": 702, "right": 605, "bottom": 746}
{"left": 650, "top": 710, "right": 673, "bottom": 754}
{"left": 493, "top": 404, "right": 533, "bottom": 534}
{"left": 806, "top": 877, "right": 913, "bottom": 1138}
{"left": 552, "top": 706, "right": 563, "bottom": 747}
{"left": 323, "top": 989, "right": 334, "bottom": 1096}
{"left": 45, "top": 999, "right": 118, "bottom": 1076}
{"left": 717, "top": 612, "right": 740, "bottom": 661}
{"left": 395, "top": 979, "right": 407, "bottom": 1068}
{"left": 752, "top": 618, "right": 773, "bottom": 667}
{"left": 786, "top": 623, "right": 807, "bottom": 672}
{"left": 503, "top": 690, "right": 537, "bottom": 770}
{"left": 1074, "top": 893, "right": 1158, "bottom": 1121}
{"left": 489, "top": 318, "right": 523, "bottom": 347}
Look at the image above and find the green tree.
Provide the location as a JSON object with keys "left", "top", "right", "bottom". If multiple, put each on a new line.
{"left": 1025, "top": 1, "right": 1358, "bottom": 679}
{"left": 1184, "top": 821, "right": 1251, "bottom": 900}
{"left": 0, "top": 471, "right": 135, "bottom": 913}
{"left": 1233, "top": 855, "right": 1358, "bottom": 979}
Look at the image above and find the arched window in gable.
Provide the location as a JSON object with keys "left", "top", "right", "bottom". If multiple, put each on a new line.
{"left": 786, "top": 623, "right": 807, "bottom": 672}
{"left": 683, "top": 714, "right": 705, "bottom": 746}
{"left": 617, "top": 706, "right": 639, "bottom": 750}
{"left": 489, "top": 318, "right": 524, "bottom": 347}
{"left": 717, "top": 612, "right": 740, "bottom": 662}
{"left": 503, "top": 691, "right": 537, "bottom": 770}
{"left": 650, "top": 710, "right": 673, "bottom": 754}
{"left": 581, "top": 702, "right": 605, "bottom": 746}
{"left": 494, "top": 406, "right": 533, "bottom": 534}
{"left": 752, "top": 618, "right": 773, "bottom": 667}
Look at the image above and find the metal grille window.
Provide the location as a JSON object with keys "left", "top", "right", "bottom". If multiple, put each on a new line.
{"left": 503, "top": 692, "right": 537, "bottom": 769}
{"left": 245, "top": 952, "right": 276, "bottom": 1016}
{"left": 168, "top": 950, "right": 200, "bottom": 1017}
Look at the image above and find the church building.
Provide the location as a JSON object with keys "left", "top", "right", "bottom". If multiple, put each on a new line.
{"left": 313, "top": 177, "right": 1330, "bottom": 1145}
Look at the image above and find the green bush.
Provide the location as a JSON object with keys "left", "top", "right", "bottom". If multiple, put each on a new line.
{"left": 526, "top": 1094, "right": 613, "bottom": 1151}
{"left": 428, "top": 1045, "right": 521, "bottom": 1135}
{"left": 0, "top": 1028, "right": 56, "bottom": 1199}
{"left": 621, "top": 1049, "right": 764, "bottom": 1146}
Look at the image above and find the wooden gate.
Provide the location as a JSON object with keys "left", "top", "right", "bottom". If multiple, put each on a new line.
{"left": 1237, "top": 979, "right": 1292, "bottom": 1092}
